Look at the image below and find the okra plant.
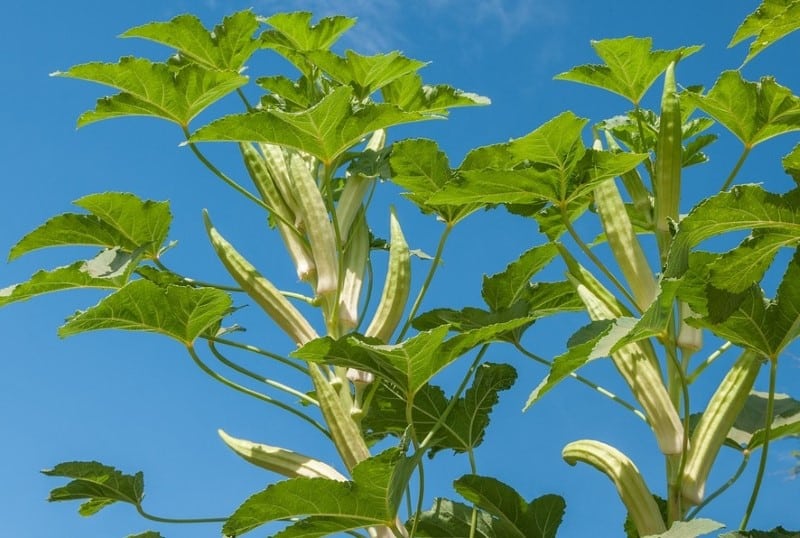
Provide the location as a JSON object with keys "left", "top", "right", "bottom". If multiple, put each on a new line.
{"left": 3, "top": 2, "right": 800, "bottom": 537}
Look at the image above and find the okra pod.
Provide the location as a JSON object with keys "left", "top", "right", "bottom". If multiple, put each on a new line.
{"left": 563, "top": 440, "right": 666, "bottom": 536}
{"left": 604, "top": 131, "right": 653, "bottom": 225}
{"left": 204, "top": 211, "right": 319, "bottom": 346}
{"left": 676, "top": 301, "right": 702, "bottom": 354}
{"left": 654, "top": 61, "right": 682, "bottom": 263}
{"left": 365, "top": 208, "right": 411, "bottom": 343}
{"left": 338, "top": 209, "right": 370, "bottom": 334}
{"left": 681, "top": 350, "right": 762, "bottom": 505}
{"left": 337, "top": 130, "right": 386, "bottom": 242}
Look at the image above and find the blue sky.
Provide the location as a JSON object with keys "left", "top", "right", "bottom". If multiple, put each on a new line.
{"left": 1, "top": 1, "right": 799, "bottom": 537}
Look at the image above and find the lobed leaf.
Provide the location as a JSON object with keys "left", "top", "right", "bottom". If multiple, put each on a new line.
{"left": 308, "top": 50, "right": 427, "bottom": 98}
{"left": 728, "top": 391, "right": 800, "bottom": 450}
{"left": 43, "top": 461, "right": 144, "bottom": 516}
{"left": 413, "top": 498, "right": 507, "bottom": 538}
{"left": 481, "top": 243, "right": 559, "bottom": 311}
{"left": 382, "top": 73, "right": 490, "bottom": 114}
{"left": 729, "top": 0, "right": 800, "bottom": 65}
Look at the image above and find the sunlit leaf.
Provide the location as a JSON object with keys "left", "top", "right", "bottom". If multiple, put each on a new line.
{"left": 59, "top": 280, "right": 232, "bottom": 345}
{"left": 413, "top": 498, "right": 509, "bottom": 538}
{"left": 647, "top": 519, "right": 725, "bottom": 537}
{"left": 555, "top": 38, "right": 700, "bottom": 104}
{"left": 257, "top": 75, "right": 314, "bottom": 110}
{"left": 191, "top": 86, "right": 427, "bottom": 165}
{"left": 383, "top": 73, "right": 490, "bottom": 113}
{"left": 54, "top": 58, "right": 247, "bottom": 127}
{"left": 728, "top": 391, "right": 800, "bottom": 450}
{"left": 43, "top": 461, "right": 144, "bottom": 516}
{"left": 482, "top": 243, "right": 559, "bottom": 311}
{"left": 308, "top": 50, "right": 426, "bottom": 98}
{"left": 122, "top": 10, "right": 262, "bottom": 70}
{"left": 262, "top": 11, "right": 355, "bottom": 52}
{"left": 729, "top": 0, "right": 800, "bottom": 65}
{"left": 682, "top": 71, "right": 800, "bottom": 147}
{"left": 454, "top": 475, "right": 565, "bottom": 538}
{"left": 784, "top": 143, "right": 800, "bottom": 185}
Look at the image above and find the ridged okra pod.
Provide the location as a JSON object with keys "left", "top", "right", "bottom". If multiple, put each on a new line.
{"left": 604, "top": 131, "right": 653, "bottom": 226}
{"left": 365, "top": 208, "right": 411, "bottom": 343}
{"left": 339, "top": 210, "right": 370, "bottom": 334}
{"left": 654, "top": 61, "right": 682, "bottom": 264}
{"left": 204, "top": 211, "right": 318, "bottom": 346}
{"left": 681, "top": 350, "right": 762, "bottom": 505}
{"left": 337, "top": 129, "right": 386, "bottom": 242}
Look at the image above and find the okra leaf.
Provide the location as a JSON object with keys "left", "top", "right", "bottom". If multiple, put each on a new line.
{"left": 765, "top": 249, "right": 800, "bottom": 354}
{"left": 413, "top": 498, "right": 507, "bottom": 538}
{"left": 389, "top": 138, "right": 479, "bottom": 224}
{"left": 307, "top": 50, "right": 427, "bottom": 98}
{"left": 58, "top": 279, "right": 232, "bottom": 345}
{"left": 482, "top": 243, "right": 559, "bottom": 311}
{"left": 258, "top": 75, "right": 315, "bottom": 110}
{"left": 54, "top": 58, "right": 247, "bottom": 128}
{"left": 382, "top": 73, "right": 490, "bottom": 114}
{"left": 721, "top": 527, "right": 800, "bottom": 538}
{"left": 126, "top": 533, "right": 164, "bottom": 538}
{"left": 730, "top": 0, "right": 800, "bottom": 65}
{"left": 525, "top": 318, "right": 637, "bottom": 409}
{"left": 610, "top": 278, "right": 683, "bottom": 352}
{"left": 273, "top": 516, "right": 381, "bottom": 538}
{"left": 454, "top": 475, "right": 565, "bottom": 538}
{"left": 223, "top": 449, "right": 404, "bottom": 536}
{"left": 682, "top": 71, "right": 800, "bottom": 147}
{"left": 646, "top": 518, "right": 725, "bottom": 537}
{"left": 784, "top": 143, "right": 800, "bottom": 185}
{"left": 191, "top": 86, "right": 427, "bottom": 165}
{"left": 0, "top": 251, "right": 136, "bottom": 307}
{"left": 261, "top": 11, "right": 355, "bottom": 53}
{"left": 42, "top": 461, "right": 144, "bottom": 516}
{"left": 706, "top": 230, "right": 791, "bottom": 293}
{"left": 554, "top": 38, "right": 700, "bottom": 105}
{"left": 121, "top": 11, "right": 262, "bottom": 71}
{"left": 727, "top": 391, "right": 800, "bottom": 450}
{"left": 10, "top": 193, "right": 171, "bottom": 261}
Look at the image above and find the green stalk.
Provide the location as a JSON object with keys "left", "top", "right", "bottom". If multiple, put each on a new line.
{"left": 135, "top": 505, "right": 226, "bottom": 525}
{"left": 688, "top": 341, "right": 734, "bottom": 383}
{"left": 721, "top": 147, "right": 751, "bottom": 191}
{"left": 207, "top": 336, "right": 309, "bottom": 375}
{"left": 687, "top": 453, "right": 750, "bottom": 519}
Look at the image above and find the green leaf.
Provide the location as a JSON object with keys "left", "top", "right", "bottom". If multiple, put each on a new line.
{"left": 308, "top": 50, "right": 427, "bottom": 98}
{"left": 257, "top": 75, "right": 314, "bottom": 110}
{"left": 262, "top": 12, "right": 355, "bottom": 52}
{"left": 730, "top": 0, "right": 800, "bottom": 65}
{"left": 43, "top": 461, "right": 144, "bottom": 516}
{"left": 223, "top": 449, "right": 404, "bottom": 536}
{"left": 59, "top": 280, "right": 232, "bottom": 345}
{"left": 414, "top": 498, "right": 511, "bottom": 538}
{"left": 728, "top": 391, "right": 800, "bottom": 450}
{"left": 191, "top": 86, "right": 427, "bottom": 165}
{"left": 525, "top": 318, "right": 636, "bottom": 409}
{"left": 126, "top": 533, "right": 164, "bottom": 538}
{"left": 382, "top": 73, "right": 490, "bottom": 114}
{"left": 0, "top": 250, "right": 137, "bottom": 307}
{"left": 682, "top": 71, "right": 800, "bottom": 147}
{"left": 706, "top": 230, "right": 792, "bottom": 293}
{"left": 122, "top": 11, "right": 262, "bottom": 71}
{"left": 783, "top": 144, "right": 800, "bottom": 184}
{"left": 554, "top": 38, "right": 701, "bottom": 104}
{"left": 454, "top": 475, "right": 565, "bottom": 538}
{"left": 273, "top": 516, "right": 381, "bottom": 538}
{"left": 9, "top": 192, "right": 171, "bottom": 261}
{"left": 721, "top": 526, "right": 800, "bottom": 538}
{"left": 645, "top": 518, "right": 725, "bottom": 537}
{"left": 54, "top": 58, "right": 247, "bottom": 127}
{"left": 389, "top": 138, "right": 479, "bottom": 224}
{"left": 482, "top": 243, "right": 560, "bottom": 311}
{"left": 764, "top": 249, "right": 800, "bottom": 354}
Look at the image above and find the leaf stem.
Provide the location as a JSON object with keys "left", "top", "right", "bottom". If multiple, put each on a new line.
{"left": 563, "top": 216, "right": 640, "bottom": 313}
{"left": 514, "top": 342, "right": 647, "bottom": 422}
{"left": 396, "top": 223, "right": 453, "bottom": 342}
{"left": 186, "top": 345, "right": 330, "bottom": 439}
{"left": 739, "top": 358, "right": 778, "bottom": 530}
{"left": 468, "top": 449, "right": 479, "bottom": 538}
{"left": 150, "top": 259, "right": 244, "bottom": 292}
{"left": 721, "top": 147, "right": 751, "bottom": 191}
{"left": 136, "top": 505, "right": 227, "bottom": 525}
{"left": 207, "top": 341, "right": 319, "bottom": 406}
{"left": 688, "top": 341, "right": 733, "bottom": 383}
{"left": 207, "top": 336, "right": 309, "bottom": 376}
{"left": 687, "top": 452, "right": 750, "bottom": 519}
{"left": 665, "top": 342, "right": 691, "bottom": 524}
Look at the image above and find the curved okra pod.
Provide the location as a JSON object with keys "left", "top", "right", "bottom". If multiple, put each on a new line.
{"left": 204, "top": 211, "right": 319, "bottom": 346}
{"left": 365, "top": 208, "right": 411, "bottom": 343}
{"left": 339, "top": 210, "right": 370, "bottom": 334}
{"left": 681, "top": 350, "right": 763, "bottom": 505}
{"left": 337, "top": 130, "right": 386, "bottom": 242}
{"left": 654, "top": 61, "right": 682, "bottom": 264}
{"left": 563, "top": 440, "right": 666, "bottom": 536}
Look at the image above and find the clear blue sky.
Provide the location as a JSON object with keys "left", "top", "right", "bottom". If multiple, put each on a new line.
{"left": 1, "top": 1, "right": 798, "bottom": 537}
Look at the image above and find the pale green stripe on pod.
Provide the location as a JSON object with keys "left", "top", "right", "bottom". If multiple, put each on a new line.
{"left": 338, "top": 130, "right": 385, "bottom": 242}
{"left": 563, "top": 440, "right": 666, "bottom": 536}
{"left": 259, "top": 143, "right": 302, "bottom": 220}
{"left": 218, "top": 429, "right": 346, "bottom": 481}
{"left": 676, "top": 301, "right": 702, "bottom": 354}
{"left": 339, "top": 210, "right": 370, "bottom": 334}
{"left": 365, "top": 208, "right": 411, "bottom": 343}
{"left": 604, "top": 131, "right": 653, "bottom": 226}
{"left": 654, "top": 61, "right": 682, "bottom": 263}
{"left": 288, "top": 151, "right": 339, "bottom": 297}
{"left": 309, "top": 363, "right": 371, "bottom": 472}
{"left": 681, "top": 350, "right": 762, "bottom": 505}
{"left": 204, "top": 211, "right": 319, "bottom": 346}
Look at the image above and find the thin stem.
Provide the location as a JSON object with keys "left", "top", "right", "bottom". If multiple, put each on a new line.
{"left": 687, "top": 453, "right": 750, "bottom": 519}
{"left": 468, "top": 449, "right": 479, "bottom": 538}
{"left": 396, "top": 224, "right": 453, "bottom": 342}
{"left": 721, "top": 147, "right": 752, "bottom": 191}
{"left": 665, "top": 342, "right": 691, "bottom": 524}
{"left": 151, "top": 260, "right": 244, "bottom": 293}
{"left": 236, "top": 88, "right": 254, "bottom": 112}
{"left": 136, "top": 505, "right": 226, "bottom": 525}
{"left": 688, "top": 341, "right": 734, "bottom": 383}
{"left": 208, "top": 342, "right": 319, "bottom": 407}
{"left": 563, "top": 217, "right": 640, "bottom": 313}
{"left": 186, "top": 345, "right": 330, "bottom": 439}
{"left": 409, "top": 458, "right": 427, "bottom": 538}
{"left": 208, "top": 336, "right": 309, "bottom": 376}
{"left": 740, "top": 358, "right": 778, "bottom": 530}
{"left": 514, "top": 342, "right": 647, "bottom": 422}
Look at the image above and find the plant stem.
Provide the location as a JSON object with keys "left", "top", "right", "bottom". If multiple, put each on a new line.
{"left": 563, "top": 217, "right": 640, "bottom": 313}
{"left": 136, "top": 505, "right": 226, "bottom": 524}
{"left": 186, "top": 345, "right": 330, "bottom": 439}
{"left": 721, "top": 147, "right": 751, "bottom": 191}
{"left": 665, "top": 342, "right": 691, "bottom": 524}
{"left": 687, "top": 453, "right": 750, "bottom": 519}
{"left": 208, "top": 342, "right": 319, "bottom": 406}
{"left": 688, "top": 341, "right": 733, "bottom": 383}
{"left": 468, "top": 449, "right": 479, "bottom": 538}
{"left": 396, "top": 223, "right": 453, "bottom": 342}
{"left": 150, "top": 259, "right": 244, "bottom": 292}
{"left": 208, "top": 336, "right": 309, "bottom": 375}
{"left": 740, "top": 358, "right": 778, "bottom": 530}
{"left": 514, "top": 342, "right": 647, "bottom": 422}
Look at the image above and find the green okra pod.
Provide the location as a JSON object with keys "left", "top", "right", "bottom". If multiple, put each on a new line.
{"left": 204, "top": 211, "right": 319, "bottom": 346}
{"left": 338, "top": 209, "right": 370, "bottom": 334}
{"left": 654, "top": 61, "right": 682, "bottom": 264}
